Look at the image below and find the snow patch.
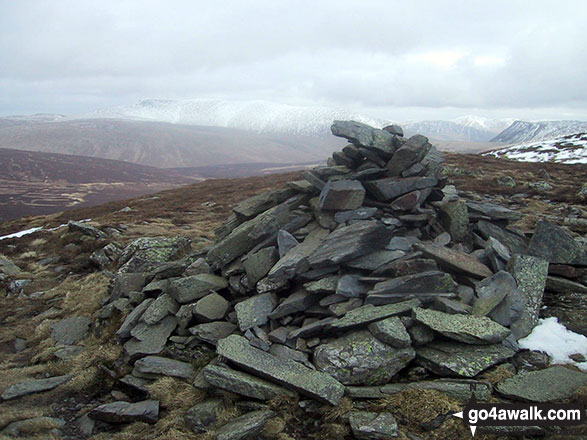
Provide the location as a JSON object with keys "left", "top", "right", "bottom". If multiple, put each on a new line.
{"left": 0, "top": 227, "right": 43, "bottom": 241}
{"left": 518, "top": 317, "right": 587, "bottom": 371}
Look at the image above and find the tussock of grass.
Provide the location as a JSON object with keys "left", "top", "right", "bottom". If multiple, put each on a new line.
{"left": 0, "top": 408, "right": 45, "bottom": 430}
{"left": 314, "top": 423, "right": 350, "bottom": 440}
{"left": 480, "top": 364, "right": 516, "bottom": 385}
{"left": 30, "top": 238, "right": 47, "bottom": 247}
{"left": 0, "top": 362, "right": 62, "bottom": 392}
{"left": 323, "top": 397, "right": 353, "bottom": 422}
{"left": 55, "top": 272, "right": 110, "bottom": 315}
{"left": 19, "top": 251, "right": 38, "bottom": 260}
{"left": 146, "top": 377, "right": 206, "bottom": 411}
{"left": 261, "top": 417, "right": 286, "bottom": 438}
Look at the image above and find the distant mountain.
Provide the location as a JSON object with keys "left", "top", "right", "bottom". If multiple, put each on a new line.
{"left": 483, "top": 132, "right": 587, "bottom": 164}
{"left": 403, "top": 116, "right": 513, "bottom": 142}
{"left": 71, "top": 98, "right": 388, "bottom": 136}
{"left": 491, "top": 120, "right": 587, "bottom": 144}
{"left": 0, "top": 118, "right": 342, "bottom": 168}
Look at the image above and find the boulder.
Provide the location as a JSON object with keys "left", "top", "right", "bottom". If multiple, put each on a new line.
{"left": 527, "top": 220, "right": 587, "bottom": 265}
{"left": 368, "top": 316, "right": 411, "bottom": 348}
{"left": 244, "top": 246, "right": 279, "bottom": 285}
{"left": 168, "top": 274, "right": 228, "bottom": 304}
{"left": 269, "top": 290, "right": 319, "bottom": 319}
{"left": 387, "top": 134, "right": 431, "bottom": 176}
{"left": 141, "top": 294, "right": 179, "bottom": 325}
{"left": 68, "top": 220, "right": 106, "bottom": 238}
{"left": 439, "top": 199, "right": 469, "bottom": 242}
{"left": 475, "top": 221, "right": 528, "bottom": 255}
{"left": 118, "top": 236, "right": 191, "bottom": 273}
{"left": 473, "top": 271, "right": 523, "bottom": 326}
{"left": 331, "top": 120, "right": 398, "bottom": 157}
{"left": 235, "top": 293, "right": 278, "bottom": 331}
{"left": 232, "top": 188, "right": 295, "bottom": 221}
{"left": 117, "top": 299, "right": 153, "bottom": 339}
{"left": 318, "top": 180, "right": 366, "bottom": 211}
{"left": 51, "top": 316, "right": 91, "bottom": 346}
{"left": 123, "top": 316, "right": 177, "bottom": 358}
{"left": 314, "top": 331, "right": 415, "bottom": 385}
{"left": 193, "top": 292, "right": 230, "bottom": 322}
{"left": 277, "top": 230, "right": 299, "bottom": 258}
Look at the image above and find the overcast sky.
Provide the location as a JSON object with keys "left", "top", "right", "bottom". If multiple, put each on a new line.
{"left": 1, "top": 0, "right": 586, "bottom": 121}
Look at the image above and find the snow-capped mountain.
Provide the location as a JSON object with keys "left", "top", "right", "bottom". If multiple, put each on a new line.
{"left": 453, "top": 115, "right": 515, "bottom": 134}
{"left": 483, "top": 132, "right": 587, "bottom": 164}
{"left": 70, "top": 99, "right": 389, "bottom": 136}
{"left": 491, "top": 120, "right": 587, "bottom": 144}
{"left": 403, "top": 117, "right": 512, "bottom": 142}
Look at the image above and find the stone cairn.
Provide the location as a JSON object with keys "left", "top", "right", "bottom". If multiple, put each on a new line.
{"left": 82, "top": 121, "right": 586, "bottom": 438}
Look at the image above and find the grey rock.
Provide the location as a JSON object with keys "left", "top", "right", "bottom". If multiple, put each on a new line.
{"left": 75, "top": 414, "right": 96, "bottom": 437}
{"left": 383, "top": 124, "right": 404, "bottom": 136}
{"left": 331, "top": 120, "right": 398, "bottom": 157}
{"left": 118, "top": 236, "right": 191, "bottom": 273}
{"left": 413, "top": 307, "right": 510, "bottom": 344}
{"left": 207, "top": 204, "right": 290, "bottom": 269}
{"left": 304, "top": 275, "right": 340, "bottom": 293}
{"left": 0, "top": 258, "right": 22, "bottom": 276}
{"left": 369, "top": 271, "right": 457, "bottom": 300}
{"left": 416, "top": 341, "right": 515, "bottom": 377}
{"left": 467, "top": 201, "right": 522, "bottom": 221}
{"left": 51, "top": 316, "right": 91, "bottom": 345}
{"left": 117, "top": 298, "right": 153, "bottom": 339}
{"left": 364, "top": 176, "right": 437, "bottom": 202}
{"left": 203, "top": 364, "right": 295, "bottom": 400}
{"left": 387, "top": 134, "right": 431, "bottom": 176}
{"left": 319, "top": 180, "right": 366, "bottom": 211}
{"left": 403, "top": 380, "right": 492, "bottom": 402}
{"left": 329, "top": 298, "right": 363, "bottom": 317}
{"left": 184, "top": 398, "right": 222, "bottom": 433}
{"left": 432, "top": 297, "right": 472, "bottom": 315}
{"left": 175, "top": 304, "right": 194, "bottom": 329}
{"left": 233, "top": 188, "right": 295, "bottom": 221}
{"left": 308, "top": 220, "right": 392, "bottom": 268}
{"left": 277, "top": 230, "right": 299, "bottom": 258}
{"left": 288, "top": 317, "right": 337, "bottom": 339}
{"left": 90, "top": 243, "right": 122, "bottom": 269}
{"left": 328, "top": 300, "right": 421, "bottom": 332}
{"left": 346, "top": 250, "right": 404, "bottom": 271}
{"left": 193, "top": 292, "right": 230, "bottom": 322}
{"left": 184, "top": 257, "right": 212, "bottom": 276}
{"left": 133, "top": 356, "right": 194, "bottom": 379}
{"left": 528, "top": 220, "right": 586, "bottom": 265}
{"left": 124, "top": 315, "right": 177, "bottom": 358}
{"left": 244, "top": 246, "right": 280, "bottom": 285}
{"left": 268, "top": 227, "right": 329, "bottom": 282}
{"left": 54, "top": 345, "right": 86, "bottom": 360}
{"left": 368, "top": 316, "right": 411, "bottom": 348}
{"left": 439, "top": 199, "right": 469, "bottom": 242}
{"left": 408, "top": 324, "right": 435, "bottom": 346}
{"left": 118, "top": 374, "right": 151, "bottom": 394}
{"left": 270, "top": 290, "right": 319, "bottom": 319}
{"left": 473, "top": 271, "right": 523, "bottom": 326}
{"left": 235, "top": 293, "right": 278, "bottom": 331}
{"left": 168, "top": 274, "right": 228, "bottom": 304}
{"left": 337, "top": 274, "right": 371, "bottom": 298}
{"left": 68, "top": 220, "right": 106, "bottom": 238}
{"left": 13, "top": 338, "right": 27, "bottom": 352}
{"left": 1, "top": 417, "right": 65, "bottom": 437}
{"left": 496, "top": 366, "right": 587, "bottom": 402}
{"left": 88, "top": 400, "right": 159, "bottom": 424}
{"left": 215, "top": 409, "right": 276, "bottom": 440}
{"left": 141, "top": 294, "right": 179, "bottom": 325}
{"left": 142, "top": 279, "right": 169, "bottom": 295}
{"left": 506, "top": 254, "right": 548, "bottom": 339}
{"left": 334, "top": 207, "right": 378, "bottom": 223}
{"left": 189, "top": 322, "right": 237, "bottom": 345}
{"left": 415, "top": 242, "right": 493, "bottom": 278}
{"left": 475, "top": 220, "right": 528, "bottom": 255}
{"left": 99, "top": 297, "right": 131, "bottom": 319}
{"left": 349, "top": 411, "right": 398, "bottom": 440}
{"left": 269, "top": 344, "right": 312, "bottom": 368}
{"left": 302, "top": 170, "right": 326, "bottom": 190}
{"left": 546, "top": 275, "right": 587, "bottom": 294}
{"left": 109, "top": 273, "right": 148, "bottom": 302}
{"left": 216, "top": 335, "right": 345, "bottom": 405}
{"left": 1, "top": 374, "right": 72, "bottom": 400}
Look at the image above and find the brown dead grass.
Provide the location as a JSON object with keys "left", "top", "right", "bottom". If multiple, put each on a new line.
{"left": 146, "top": 377, "right": 206, "bottom": 411}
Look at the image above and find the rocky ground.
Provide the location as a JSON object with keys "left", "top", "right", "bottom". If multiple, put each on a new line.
{"left": 0, "top": 122, "right": 586, "bottom": 440}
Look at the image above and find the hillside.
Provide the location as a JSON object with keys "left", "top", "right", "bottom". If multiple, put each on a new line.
{"left": 491, "top": 120, "right": 587, "bottom": 144}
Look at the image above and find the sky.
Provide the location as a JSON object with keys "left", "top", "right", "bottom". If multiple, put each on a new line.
{"left": 1, "top": 0, "right": 587, "bottom": 121}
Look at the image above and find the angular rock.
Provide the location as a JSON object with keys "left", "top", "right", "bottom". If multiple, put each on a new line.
{"left": 277, "top": 230, "right": 299, "bottom": 258}
{"left": 288, "top": 317, "right": 337, "bottom": 339}
{"left": 439, "top": 199, "right": 469, "bottom": 242}
{"left": 109, "top": 273, "right": 148, "bottom": 302}
{"left": 404, "top": 379, "right": 492, "bottom": 402}
{"left": 416, "top": 341, "right": 515, "bottom": 377}
{"left": 184, "top": 257, "right": 212, "bottom": 276}
{"left": 346, "top": 250, "right": 404, "bottom": 271}
{"left": 328, "top": 300, "right": 421, "bottom": 332}
{"left": 117, "top": 298, "right": 153, "bottom": 339}
{"left": 88, "top": 400, "right": 159, "bottom": 424}
{"left": 216, "top": 335, "right": 344, "bottom": 405}
{"left": 337, "top": 274, "right": 371, "bottom": 298}
{"left": 142, "top": 294, "right": 179, "bottom": 325}
{"left": 308, "top": 221, "right": 392, "bottom": 268}
{"left": 334, "top": 207, "right": 378, "bottom": 223}
{"left": 368, "top": 271, "right": 457, "bottom": 302}
{"left": 0, "top": 258, "right": 22, "bottom": 276}
{"left": 314, "top": 331, "right": 414, "bottom": 385}
{"left": 413, "top": 307, "right": 510, "bottom": 344}
{"left": 473, "top": 271, "right": 523, "bottom": 326}
{"left": 118, "top": 236, "right": 191, "bottom": 273}
{"left": 331, "top": 120, "right": 398, "bottom": 157}
{"left": 203, "top": 364, "right": 295, "bottom": 400}
{"left": 364, "top": 176, "right": 437, "bottom": 202}
{"left": 304, "top": 275, "right": 339, "bottom": 293}
{"left": 233, "top": 189, "right": 295, "bottom": 221}
{"left": 189, "top": 322, "right": 237, "bottom": 345}
{"left": 415, "top": 242, "right": 493, "bottom": 278}
{"left": 349, "top": 411, "right": 399, "bottom": 440}
{"left": 546, "top": 275, "right": 587, "bottom": 294}
{"left": 389, "top": 189, "right": 430, "bottom": 211}
{"left": 408, "top": 324, "right": 435, "bottom": 345}
{"left": 51, "top": 316, "right": 91, "bottom": 345}
{"left": 244, "top": 246, "right": 279, "bottom": 285}
{"left": 175, "top": 304, "right": 194, "bottom": 329}
{"left": 1, "top": 417, "right": 66, "bottom": 437}
{"left": 133, "top": 356, "right": 194, "bottom": 379}
{"left": 184, "top": 398, "right": 222, "bottom": 433}
{"left": 496, "top": 366, "right": 587, "bottom": 402}
{"left": 527, "top": 220, "right": 587, "bottom": 265}
{"left": 215, "top": 409, "right": 276, "bottom": 440}
{"left": 1, "top": 374, "right": 72, "bottom": 400}
{"left": 269, "top": 290, "right": 319, "bottom": 319}
{"left": 372, "top": 257, "right": 438, "bottom": 278}
{"left": 368, "top": 316, "right": 411, "bottom": 348}
{"left": 207, "top": 204, "right": 290, "bottom": 269}
{"left": 124, "top": 315, "right": 177, "bottom": 358}
{"left": 319, "top": 180, "right": 365, "bottom": 211}
{"left": 302, "top": 170, "right": 326, "bottom": 190}
{"left": 387, "top": 134, "right": 431, "bottom": 176}
{"left": 506, "top": 254, "right": 549, "bottom": 339}
{"left": 193, "top": 292, "right": 230, "bottom": 322}
{"left": 235, "top": 293, "right": 278, "bottom": 331}
{"left": 466, "top": 201, "right": 522, "bottom": 221}
{"left": 476, "top": 220, "right": 528, "bottom": 255}
{"left": 168, "top": 274, "right": 228, "bottom": 304}
{"left": 68, "top": 220, "right": 106, "bottom": 238}
{"left": 432, "top": 297, "right": 472, "bottom": 315}
{"left": 329, "top": 298, "right": 363, "bottom": 317}
{"left": 268, "top": 227, "right": 329, "bottom": 282}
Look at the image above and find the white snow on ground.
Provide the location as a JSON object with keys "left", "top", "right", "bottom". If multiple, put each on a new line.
{"left": 518, "top": 317, "right": 587, "bottom": 371}
{"left": 0, "top": 227, "right": 43, "bottom": 241}
{"left": 483, "top": 132, "right": 587, "bottom": 164}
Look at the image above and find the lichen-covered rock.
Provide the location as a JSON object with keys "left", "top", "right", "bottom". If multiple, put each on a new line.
{"left": 118, "top": 236, "right": 191, "bottom": 273}
{"left": 349, "top": 411, "right": 399, "bottom": 439}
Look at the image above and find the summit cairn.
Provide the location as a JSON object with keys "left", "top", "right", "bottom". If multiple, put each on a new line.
{"left": 87, "top": 120, "right": 587, "bottom": 436}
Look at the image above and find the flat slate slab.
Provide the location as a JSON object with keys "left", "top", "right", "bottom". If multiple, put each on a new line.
{"left": 215, "top": 409, "right": 276, "bottom": 440}
{"left": 132, "top": 356, "right": 194, "bottom": 379}
{"left": 51, "top": 316, "right": 91, "bottom": 345}
{"left": 203, "top": 364, "right": 295, "bottom": 400}
{"left": 415, "top": 242, "right": 493, "bottom": 278}
{"left": 319, "top": 180, "right": 366, "bottom": 211}
{"left": 364, "top": 176, "right": 437, "bottom": 202}
{"left": 328, "top": 300, "right": 421, "bottom": 332}
{"left": 496, "top": 366, "right": 587, "bottom": 402}
{"left": 413, "top": 307, "right": 510, "bottom": 344}
{"left": 235, "top": 293, "right": 278, "bottom": 331}
{"left": 124, "top": 315, "right": 177, "bottom": 358}
{"left": 216, "top": 335, "right": 345, "bottom": 405}
{"left": 349, "top": 411, "right": 398, "bottom": 439}
{"left": 368, "top": 316, "right": 411, "bottom": 348}
{"left": 189, "top": 322, "right": 237, "bottom": 345}
{"left": 1, "top": 374, "right": 72, "bottom": 400}
{"left": 416, "top": 341, "right": 515, "bottom": 377}
{"left": 88, "top": 400, "right": 159, "bottom": 424}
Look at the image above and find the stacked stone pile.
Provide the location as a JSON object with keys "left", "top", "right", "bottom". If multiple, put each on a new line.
{"left": 8, "top": 120, "right": 585, "bottom": 438}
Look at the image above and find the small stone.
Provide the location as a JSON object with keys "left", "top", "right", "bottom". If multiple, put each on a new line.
{"left": 349, "top": 411, "right": 398, "bottom": 440}
{"left": 328, "top": 300, "right": 421, "bottom": 332}
{"left": 1, "top": 374, "right": 72, "bottom": 400}
{"left": 277, "top": 230, "right": 299, "bottom": 258}
{"left": 319, "top": 180, "right": 366, "bottom": 211}
{"left": 88, "top": 400, "right": 159, "bottom": 424}
{"left": 184, "top": 398, "right": 222, "bottom": 433}
{"left": 215, "top": 410, "right": 276, "bottom": 440}
{"left": 368, "top": 316, "right": 411, "bottom": 348}
{"left": 193, "top": 292, "right": 230, "bottom": 322}
{"left": 189, "top": 322, "right": 237, "bottom": 345}
{"left": 123, "top": 316, "right": 177, "bottom": 358}
{"left": 142, "top": 294, "right": 179, "bottom": 325}
{"left": 168, "top": 274, "right": 228, "bottom": 304}
{"left": 439, "top": 199, "right": 469, "bottom": 242}
{"left": 133, "top": 356, "right": 194, "bottom": 379}
{"left": 415, "top": 242, "right": 493, "bottom": 278}
{"left": 269, "top": 290, "right": 319, "bottom": 319}
{"left": 235, "top": 293, "right": 278, "bottom": 331}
